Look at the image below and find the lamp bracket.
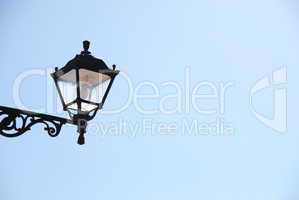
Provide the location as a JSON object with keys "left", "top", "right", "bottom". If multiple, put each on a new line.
{"left": 0, "top": 106, "right": 73, "bottom": 139}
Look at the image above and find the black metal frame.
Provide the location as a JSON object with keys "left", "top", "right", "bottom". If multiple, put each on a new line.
{"left": 51, "top": 68, "right": 118, "bottom": 120}
{"left": 51, "top": 41, "right": 119, "bottom": 121}
{"left": 0, "top": 41, "right": 119, "bottom": 145}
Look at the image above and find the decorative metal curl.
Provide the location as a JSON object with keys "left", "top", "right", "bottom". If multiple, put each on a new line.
{"left": 0, "top": 106, "right": 70, "bottom": 138}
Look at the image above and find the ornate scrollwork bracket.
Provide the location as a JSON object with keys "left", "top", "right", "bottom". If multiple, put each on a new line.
{"left": 0, "top": 106, "right": 73, "bottom": 138}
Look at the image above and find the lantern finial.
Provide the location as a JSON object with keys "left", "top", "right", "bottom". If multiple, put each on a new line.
{"left": 82, "top": 40, "right": 90, "bottom": 54}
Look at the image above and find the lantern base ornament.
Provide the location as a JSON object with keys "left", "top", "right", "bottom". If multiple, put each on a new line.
{"left": 74, "top": 115, "right": 88, "bottom": 145}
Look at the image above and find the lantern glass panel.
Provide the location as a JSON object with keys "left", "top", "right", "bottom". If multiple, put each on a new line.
{"left": 81, "top": 102, "right": 98, "bottom": 112}
{"left": 79, "top": 69, "right": 111, "bottom": 104}
{"left": 56, "top": 69, "right": 77, "bottom": 104}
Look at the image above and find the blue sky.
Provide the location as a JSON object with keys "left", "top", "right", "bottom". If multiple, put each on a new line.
{"left": 0, "top": 0, "right": 299, "bottom": 199}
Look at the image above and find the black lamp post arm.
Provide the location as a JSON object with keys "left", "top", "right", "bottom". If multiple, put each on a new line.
{"left": 0, "top": 106, "right": 73, "bottom": 138}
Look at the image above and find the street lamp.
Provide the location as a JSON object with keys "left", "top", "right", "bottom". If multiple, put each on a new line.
{"left": 0, "top": 41, "right": 119, "bottom": 145}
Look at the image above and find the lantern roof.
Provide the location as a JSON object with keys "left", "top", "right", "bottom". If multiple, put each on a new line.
{"left": 52, "top": 40, "right": 119, "bottom": 79}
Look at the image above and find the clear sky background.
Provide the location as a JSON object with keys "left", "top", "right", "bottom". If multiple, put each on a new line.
{"left": 0, "top": 0, "right": 299, "bottom": 199}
